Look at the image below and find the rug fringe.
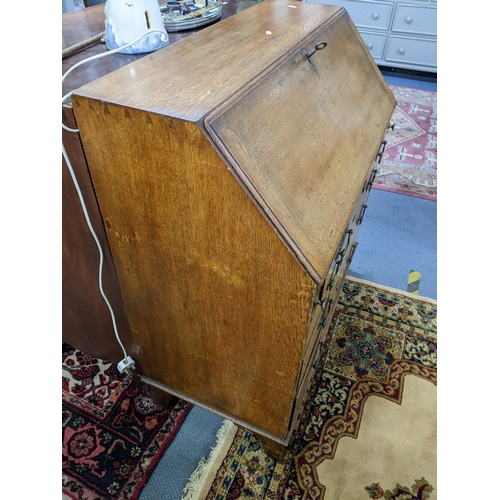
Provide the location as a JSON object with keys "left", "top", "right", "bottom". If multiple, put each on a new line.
{"left": 181, "top": 419, "right": 234, "bottom": 500}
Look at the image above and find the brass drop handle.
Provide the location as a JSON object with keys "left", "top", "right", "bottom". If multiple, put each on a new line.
{"left": 347, "top": 242, "right": 358, "bottom": 265}
{"left": 367, "top": 168, "right": 379, "bottom": 190}
{"left": 376, "top": 140, "right": 387, "bottom": 164}
{"left": 303, "top": 41, "right": 328, "bottom": 69}
{"left": 357, "top": 204, "right": 368, "bottom": 225}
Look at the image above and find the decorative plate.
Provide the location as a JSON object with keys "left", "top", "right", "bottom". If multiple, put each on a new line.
{"left": 161, "top": 0, "right": 223, "bottom": 32}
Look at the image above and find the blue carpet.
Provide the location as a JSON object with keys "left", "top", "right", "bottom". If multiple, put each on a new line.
{"left": 139, "top": 406, "right": 224, "bottom": 500}
{"left": 348, "top": 189, "right": 437, "bottom": 300}
{"left": 347, "top": 69, "right": 437, "bottom": 299}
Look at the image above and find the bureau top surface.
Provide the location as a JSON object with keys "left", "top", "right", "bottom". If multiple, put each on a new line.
{"left": 73, "top": 0, "right": 396, "bottom": 283}
{"left": 72, "top": 0, "right": 343, "bottom": 121}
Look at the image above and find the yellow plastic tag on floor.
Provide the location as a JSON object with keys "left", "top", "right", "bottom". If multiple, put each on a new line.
{"left": 407, "top": 270, "right": 421, "bottom": 295}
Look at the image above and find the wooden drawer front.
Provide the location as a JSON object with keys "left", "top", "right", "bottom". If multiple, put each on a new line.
{"left": 299, "top": 304, "right": 327, "bottom": 387}
{"left": 300, "top": 211, "right": 361, "bottom": 386}
{"left": 392, "top": 4, "right": 437, "bottom": 37}
{"left": 358, "top": 30, "right": 386, "bottom": 59}
{"left": 297, "top": 233, "right": 355, "bottom": 395}
{"left": 353, "top": 162, "right": 379, "bottom": 224}
{"left": 321, "top": 224, "right": 353, "bottom": 301}
{"left": 290, "top": 140, "right": 384, "bottom": 428}
{"left": 319, "top": 135, "right": 386, "bottom": 304}
{"left": 291, "top": 335, "right": 324, "bottom": 432}
{"left": 316, "top": 0, "right": 394, "bottom": 30}
{"left": 298, "top": 268, "right": 343, "bottom": 391}
{"left": 354, "top": 139, "right": 387, "bottom": 218}
{"left": 321, "top": 158, "right": 378, "bottom": 303}
{"left": 385, "top": 35, "right": 437, "bottom": 68}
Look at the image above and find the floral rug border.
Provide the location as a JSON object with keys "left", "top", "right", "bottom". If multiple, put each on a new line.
{"left": 62, "top": 344, "right": 192, "bottom": 500}
{"left": 202, "top": 278, "right": 437, "bottom": 500}
{"left": 295, "top": 360, "right": 437, "bottom": 500}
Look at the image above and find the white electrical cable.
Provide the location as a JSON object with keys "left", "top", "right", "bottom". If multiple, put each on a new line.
{"left": 62, "top": 143, "right": 129, "bottom": 361}
{"left": 62, "top": 29, "right": 167, "bottom": 370}
{"left": 62, "top": 29, "right": 168, "bottom": 129}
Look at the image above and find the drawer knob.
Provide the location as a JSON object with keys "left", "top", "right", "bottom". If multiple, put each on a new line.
{"left": 367, "top": 42, "right": 373, "bottom": 49}
{"left": 405, "top": 16, "right": 412, "bottom": 23}
{"left": 398, "top": 47, "right": 405, "bottom": 54}
{"left": 303, "top": 41, "right": 328, "bottom": 69}
{"left": 372, "top": 12, "right": 379, "bottom": 19}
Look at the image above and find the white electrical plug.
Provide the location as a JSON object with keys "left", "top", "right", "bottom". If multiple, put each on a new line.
{"left": 117, "top": 356, "right": 136, "bottom": 373}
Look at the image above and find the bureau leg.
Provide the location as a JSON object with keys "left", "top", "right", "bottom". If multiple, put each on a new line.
{"left": 131, "top": 371, "right": 149, "bottom": 395}
{"left": 255, "top": 433, "right": 287, "bottom": 462}
{"left": 136, "top": 377, "right": 181, "bottom": 409}
{"left": 133, "top": 376, "right": 287, "bottom": 461}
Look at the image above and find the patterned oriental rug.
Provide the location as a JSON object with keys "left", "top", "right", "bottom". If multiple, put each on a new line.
{"left": 181, "top": 277, "right": 437, "bottom": 500}
{"left": 62, "top": 343, "right": 192, "bottom": 500}
{"left": 373, "top": 86, "right": 437, "bottom": 202}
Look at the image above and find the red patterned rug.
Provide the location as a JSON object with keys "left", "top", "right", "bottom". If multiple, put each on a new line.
{"left": 372, "top": 85, "right": 437, "bottom": 202}
{"left": 62, "top": 343, "right": 192, "bottom": 500}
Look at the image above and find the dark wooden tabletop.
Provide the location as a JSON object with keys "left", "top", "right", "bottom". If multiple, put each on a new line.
{"left": 62, "top": 0, "right": 260, "bottom": 98}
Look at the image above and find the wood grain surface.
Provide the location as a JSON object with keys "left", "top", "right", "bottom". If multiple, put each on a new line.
{"left": 72, "top": 0, "right": 343, "bottom": 121}
{"left": 71, "top": 103, "right": 315, "bottom": 439}
{"left": 61, "top": 0, "right": 258, "bottom": 365}
{"left": 206, "top": 11, "right": 395, "bottom": 281}
{"left": 69, "top": 0, "right": 396, "bottom": 442}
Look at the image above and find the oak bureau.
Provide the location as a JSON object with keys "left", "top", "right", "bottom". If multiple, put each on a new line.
{"left": 71, "top": 0, "right": 396, "bottom": 453}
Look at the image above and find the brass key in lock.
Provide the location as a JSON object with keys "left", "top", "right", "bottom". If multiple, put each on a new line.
{"left": 303, "top": 41, "right": 328, "bottom": 69}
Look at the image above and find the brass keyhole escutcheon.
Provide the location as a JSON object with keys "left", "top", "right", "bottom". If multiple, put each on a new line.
{"left": 303, "top": 41, "right": 328, "bottom": 69}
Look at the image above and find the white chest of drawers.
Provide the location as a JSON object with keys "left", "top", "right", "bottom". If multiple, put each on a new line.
{"left": 303, "top": 0, "right": 437, "bottom": 73}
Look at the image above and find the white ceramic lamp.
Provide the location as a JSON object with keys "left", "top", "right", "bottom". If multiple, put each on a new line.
{"left": 105, "top": 0, "right": 169, "bottom": 54}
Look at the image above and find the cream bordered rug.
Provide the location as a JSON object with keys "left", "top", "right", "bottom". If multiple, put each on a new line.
{"left": 181, "top": 277, "right": 437, "bottom": 500}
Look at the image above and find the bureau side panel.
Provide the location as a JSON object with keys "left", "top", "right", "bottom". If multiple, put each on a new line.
{"left": 72, "top": 98, "right": 315, "bottom": 440}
